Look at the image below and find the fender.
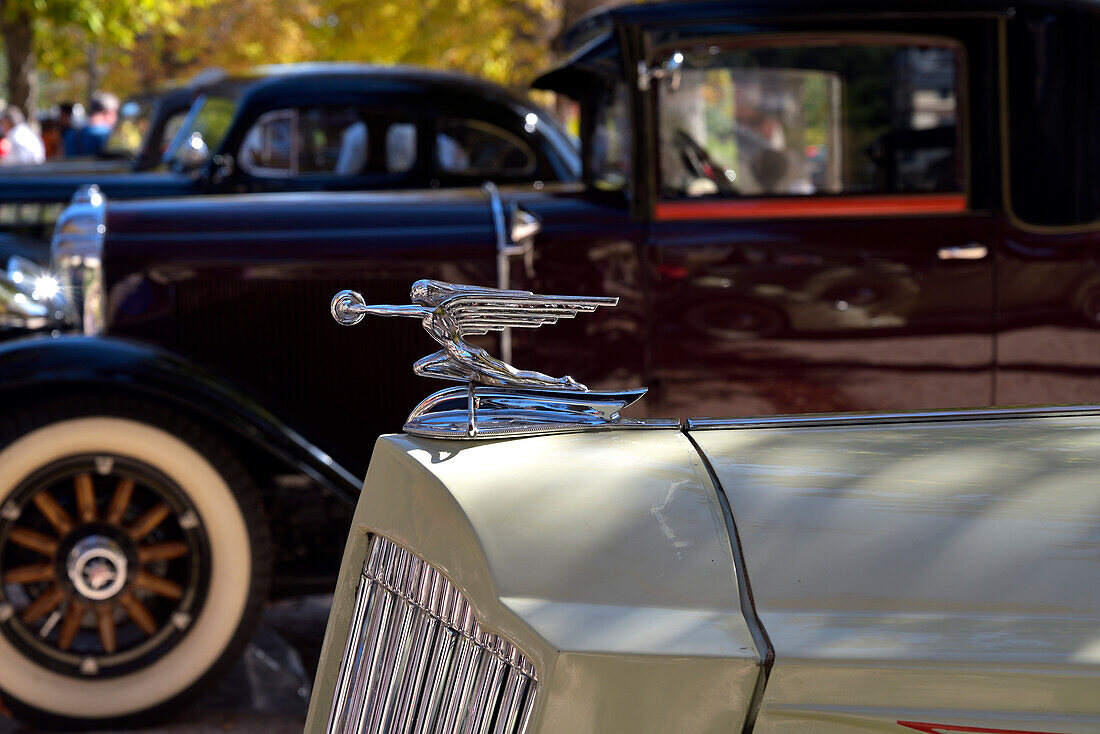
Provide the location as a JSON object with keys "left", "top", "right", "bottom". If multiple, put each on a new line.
{"left": 0, "top": 333, "right": 361, "bottom": 506}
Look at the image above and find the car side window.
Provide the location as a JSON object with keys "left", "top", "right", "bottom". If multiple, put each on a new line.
{"left": 1007, "top": 13, "right": 1100, "bottom": 227}
{"left": 299, "top": 107, "right": 369, "bottom": 175}
{"left": 656, "top": 38, "right": 963, "bottom": 200}
{"left": 158, "top": 112, "right": 186, "bottom": 157}
{"left": 436, "top": 119, "right": 536, "bottom": 177}
{"left": 238, "top": 109, "right": 295, "bottom": 177}
{"left": 238, "top": 108, "right": 421, "bottom": 179}
{"left": 102, "top": 100, "right": 153, "bottom": 157}
{"left": 239, "top": 107, "right": 376, "bottom": 178}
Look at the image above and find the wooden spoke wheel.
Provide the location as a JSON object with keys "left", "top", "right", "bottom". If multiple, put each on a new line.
{"left": 0, "top": 400, "right": 270, "bottom": 728}
{"left": 0, "top": 455, "right": 209, "bottom": 676}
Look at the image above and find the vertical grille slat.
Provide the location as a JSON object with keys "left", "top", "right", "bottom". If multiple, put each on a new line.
{"left": 412, "top": 626, "right": 457, "bottom": 734}
{"left": 491, "top": 669, "right": 529, "bottom": 734}
{"left": 366, "top": 601, "right": 417, "bottom": 733}
{"left": 329, "top": 577, "right": 376, "bottom": 734}
{"left": 467, "top": 653, "right": 506, "bottom": 734}
{"left": 327, "top": 537, "right": 538, "bottom": 734}
{"left": 389, "top": 612, "right": 433, "bottom": 733}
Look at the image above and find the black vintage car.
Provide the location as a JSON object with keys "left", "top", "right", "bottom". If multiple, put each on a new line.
{"left": 0, "top": 63, "right": 578, "bottom": 257}
{"left": 0, "top": 64, "right": 578, "bottom": 331}
{"left": 3, "top": 0, "right": 1100, "bottom": 725}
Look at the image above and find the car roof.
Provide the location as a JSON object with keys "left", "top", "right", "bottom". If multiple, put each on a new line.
{"left": 598, "top": 0, "right": 1099, "bottom": 24}
{"left": 190, "top": 62, "right": 577, "bottom": 164}
{"left": 563, "top": 0, "right": 1100, "bottom": 49}
{"left": 199, "top": 63, "right": 534, "bottom": 106}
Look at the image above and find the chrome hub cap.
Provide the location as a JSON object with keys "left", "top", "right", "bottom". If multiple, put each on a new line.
{"left": 0, "top": 455, "right": 210, "bottom": 677}
{"left": 67, "top": 536, "right": 128, "bottom": 601}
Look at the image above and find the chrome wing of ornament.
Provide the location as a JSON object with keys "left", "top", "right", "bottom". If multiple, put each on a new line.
{"left": 331, "top": 280, "right": 676, "bottom": 439}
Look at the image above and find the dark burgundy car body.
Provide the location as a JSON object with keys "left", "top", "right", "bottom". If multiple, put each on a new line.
{"left": 7, "top": 0, "right": 1100, "bottom": 586}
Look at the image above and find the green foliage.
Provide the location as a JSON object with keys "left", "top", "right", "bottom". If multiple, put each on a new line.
{"left": 301, "top": 0, "right": 560, "bottom": 85}
{"left": 23, "top": 0, "right": 571, "bottom": 105}
{"left": 16, "top": 0, "right": 205, "bottom": 73}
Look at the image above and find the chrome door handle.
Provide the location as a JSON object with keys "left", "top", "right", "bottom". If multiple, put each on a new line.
{"left": 937, "top": 243, "right": 988, "bottom": 260}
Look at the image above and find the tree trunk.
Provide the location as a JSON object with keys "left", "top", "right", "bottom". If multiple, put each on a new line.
{"left": 0, "top": 4, "right": 37, "bottom": 120}
{"left": 86, "top": 43, "right": 100, "bottom": 101}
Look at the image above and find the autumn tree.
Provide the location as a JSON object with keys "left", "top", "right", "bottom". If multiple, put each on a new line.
{"left": 29, "top": 0, "right": 627, "bottom": 109}
{"left": 295, "top": 0, "right": 559, "bottom": 87}
{"left": 86, "top": 0, "right": 318, "bottom": 95}
{"left": 0, "top": 0, "right": 201, "bottom": 118}
{"left": 96, "top": 0, "right": 565, "bottom": 96}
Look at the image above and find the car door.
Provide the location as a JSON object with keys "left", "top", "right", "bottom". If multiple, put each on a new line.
{"left": 646, "top": 21, "right": 999, "bottom": 418}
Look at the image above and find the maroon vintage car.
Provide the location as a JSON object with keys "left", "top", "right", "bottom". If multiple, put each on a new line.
{"left": 2, "top": 0, "right": 1099, "bottom": 726}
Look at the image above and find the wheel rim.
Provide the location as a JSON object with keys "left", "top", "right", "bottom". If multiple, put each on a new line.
{"left": 0, "top": 454, "right": 210, "bottom": 678}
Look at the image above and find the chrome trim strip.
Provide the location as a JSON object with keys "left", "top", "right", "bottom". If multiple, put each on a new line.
{"left": 686, "top": 404, "right": 1100, "bottom": 431}
{"left": 681, "top": 430, "right": 773, "bottom": 732}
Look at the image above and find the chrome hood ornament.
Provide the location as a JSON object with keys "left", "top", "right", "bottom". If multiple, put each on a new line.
{"left": 331, "top": 280, "right": 673, "bottom": 439}
{"left": 332, "top": 279, "right": 613, "bottom": 390}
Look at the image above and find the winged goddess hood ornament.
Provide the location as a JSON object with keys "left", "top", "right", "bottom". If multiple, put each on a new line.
{"left": 331, "top": 280, "right": 672, "bottom": 439}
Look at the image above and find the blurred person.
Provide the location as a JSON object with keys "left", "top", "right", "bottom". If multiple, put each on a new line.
{"left": 39, "top": 116, "right": 64, "bottom": 158}
{"left": 65, "top": 91, "right": 119, "bottom": 156}
{"left": 437, "top": 133, "right": 469, "bottom": 172}
{"left": 0, "top": 107, "right": 46, "bottom": 165}
{"left": 58, "top": 102, "right": 77, "bottom": 155}
{"left": 335, "top": 119, "right": 367, "bottom": 175}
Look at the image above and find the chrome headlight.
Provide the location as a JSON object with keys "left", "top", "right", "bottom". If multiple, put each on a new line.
{"left": 327, "top": 536, "right": 538, "bottom": 734}
{"left": 1, "top": 255, "right": 65, "bottom": 330}
{"left": 50, "top": 184, "right": 106, "bottom": 335}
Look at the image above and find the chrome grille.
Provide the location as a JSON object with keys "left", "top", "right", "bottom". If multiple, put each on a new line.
{"left": 327, "top": 537, "right": 538, "bottom": 734}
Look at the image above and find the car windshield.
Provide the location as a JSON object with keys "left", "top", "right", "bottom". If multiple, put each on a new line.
{"left": 165, "top": 94, "right": 238, "bottom": 168}
{"left": 101, "top": 99, "right": 155, "bottom": 157}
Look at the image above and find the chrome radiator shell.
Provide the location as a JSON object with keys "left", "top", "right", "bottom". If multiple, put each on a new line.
{"left": 327, "top": 536, "right": 537, "bottom": 734}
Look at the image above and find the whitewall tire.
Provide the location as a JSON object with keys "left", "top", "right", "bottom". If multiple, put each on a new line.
{"left": 0, "top": 397, "right": 271, "bottom": 727}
